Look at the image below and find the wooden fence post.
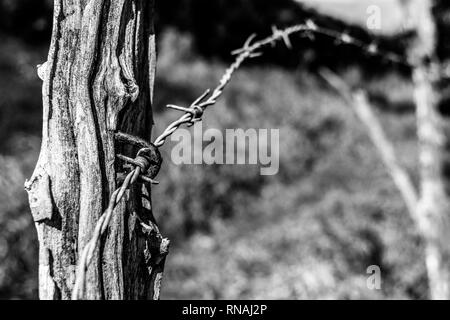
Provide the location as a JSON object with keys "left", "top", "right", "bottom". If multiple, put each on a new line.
{"left": 25, "top": 0, "right": 167, "bottom": 300}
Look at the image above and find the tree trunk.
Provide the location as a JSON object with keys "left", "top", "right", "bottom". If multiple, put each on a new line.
{"left": 403, "top": 0, "right": 450, "bottom": 299}
{"left": 25, "top": 0, "right": 167, "bottom": 300}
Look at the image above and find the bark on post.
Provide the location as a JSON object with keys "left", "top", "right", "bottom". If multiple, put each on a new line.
{"left": 25, "top": 0, "right": 167, "bottom": 300}
{"left": 403, "top": 0, "right": 450, "bottom": 299}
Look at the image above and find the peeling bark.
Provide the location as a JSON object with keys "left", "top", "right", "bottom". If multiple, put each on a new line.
{"left": 25, "top": 0, "right": 167, "bottom": 300}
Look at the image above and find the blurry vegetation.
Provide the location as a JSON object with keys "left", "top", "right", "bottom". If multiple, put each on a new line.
{"left": 0, "top": 34, "right": 44, "bottom": 299}
{"left": 0, "top": 0, "right": 52, "bottom": 43}
{"left": 0, "top": 0, "right": 445, "bottom": 299}
{"left": 433, "top": 1, "right": 450, "bottom": 62}
{"left": 152, "top": 31, "right": 424, "bottom": 299}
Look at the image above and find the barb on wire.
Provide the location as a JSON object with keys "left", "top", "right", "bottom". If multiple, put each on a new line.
{"left": 72, "top": 133, "right": 162, "bottom": 300}
{"left": 153, "top": 20, "right": 409, "bottom": 148}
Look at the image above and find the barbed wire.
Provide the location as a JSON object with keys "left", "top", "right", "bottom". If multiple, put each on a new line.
{"left": 153, "top": 20, "right": 408, "bottom": 148}
{"left": 72, "top": 133, "right": 162, "bottom": 300}
{"left": 72, "top": 20, "right": 410, "bottom": 299}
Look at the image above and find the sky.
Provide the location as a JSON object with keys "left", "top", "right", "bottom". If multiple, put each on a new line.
{"left": 297, "top": 0, "right": 405, "bottom": 35}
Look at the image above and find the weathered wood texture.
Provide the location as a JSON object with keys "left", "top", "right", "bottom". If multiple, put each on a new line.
{"left": 403, "top": 0, "right": 450, "bottom": 299}
{"left": 25, "top": 0, "right": 166, "bottom": 300}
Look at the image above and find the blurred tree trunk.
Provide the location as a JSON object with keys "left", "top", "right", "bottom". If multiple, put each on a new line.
{"left": 25, "top": 0, "right": 167, "bottom": 300}
{"left": 403, "top": 0, "right": 450, "bottom": 299}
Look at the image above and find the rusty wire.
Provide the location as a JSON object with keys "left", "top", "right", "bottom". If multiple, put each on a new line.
{"left": 72, "top": 20, "right": 409, "bottom": 300}
{"left": 153, "top": 20, "right": 408, "bottom": 148}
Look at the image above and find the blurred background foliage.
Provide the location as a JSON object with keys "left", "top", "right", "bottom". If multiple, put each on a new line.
{"left": 1, "top": 0, "right": 448, "bottom": 299}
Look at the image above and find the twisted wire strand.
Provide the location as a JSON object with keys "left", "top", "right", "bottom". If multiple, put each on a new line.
{"left": 153, "top": 21, "right": 408, "bottom": 148}
{"left": 72, "top": 167, "right": 141, "bottom": 300}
